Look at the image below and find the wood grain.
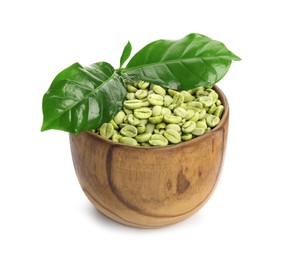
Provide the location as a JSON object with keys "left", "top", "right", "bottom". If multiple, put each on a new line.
{"left": 70, "top": 86, "right": 229, "bottom": 228}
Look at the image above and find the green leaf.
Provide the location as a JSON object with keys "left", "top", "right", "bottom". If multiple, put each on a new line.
{"left": 41, "top": 62, "right": 127, "bottom": 134}
{"left": 119, "top": 41, "right": 132, "bottom": 69}
{"left": 124, "top": 33, "right": 241, "bottom": 90}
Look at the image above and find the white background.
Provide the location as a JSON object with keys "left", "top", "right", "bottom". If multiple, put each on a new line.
{"left": 1, "top": 0, "right": 284, "bottom": 259}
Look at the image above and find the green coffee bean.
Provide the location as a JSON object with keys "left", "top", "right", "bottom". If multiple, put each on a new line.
{"left": 146, "top": 123, "right": 155, "bottom": 133}
{"left": 154, "top": 129, "right": 160, "bottom": 134}
{"left": 135, "top": 132, "right": 152, "bottom": 143}
{"left": 120, "top": 125, "right": 138, "bottom": 137}
{"left": 164, "top": 129, "right": 181, "bottom": 144}
{"left": 164, "top": 95, "right": 173, "bottom": 107}
{"left": 196, "top": 119, "right": 207, "bottom": 129}
{"left": 127, "top": 114, "right": 140, "bottom": 126}
{"left": 149, "top": 134, "right": 168, "bottom": 146}
{"left": 112, "top": 132, "right": 122, "bottom": 142}
{"left": 119, "top": 137, "right": 138, "bottom": 146}
{"left": 190, "top": 112, "right": 199, "bottom": 122}
{"left": 191, "top": 127, "right": 206, "bottom": 136}
{"left": 152, "top": 106, "right": 162, "bottom": 116}
{"left": 198, "top": 109, "right": 207, "bottom": 119}
{"left": 140, "top": 101, "right": 150, "bottom": 107}
{"left": 208, "top": 91, "right": 219, "bottom": 103}
{"left": 153, "top": 85, "right": 166, "bottom": 96}
{"left": 123, "top": 107, "right": 132, "bottom": 115}
{"left": 205, "top": 127, "right": 211, "bottom": 133}
{"left": 137, "top": 124, "right": 146, "bottom": 134}
{"left": 161, "top": 107, "right": 172, "bottom": 116}
{"left": 214, "top": 105, "right": 224, "bottom": 118}
{"left": 185, "top": 109, "right": 195, "bottom": 120}
{"left": 111, "top": 129, "right": 118, "bottom": 135}
{"left": 137, "top": 81, "right": 150, "bottom": 89}
{"left": 196, "top": 90, "right": 209, "bottom": 97}
{"left": 181, "top": 90, "right": 195, "bottom": 102}
{"left": 208, "top": 104, "right": 217, "bottom": 114}
{"left": 127, "top": 85, "right": 137, "bottom": 93}
{"left": 137, "top": 119, "right": 148, "bottom": 134}
{"left": 140, "top": 97, "right": 148, "bottom": 102}
{"left": 178, "top": 118, "right": 186, "bottom": 126}
{"left": 172, "top": 93, "right": 184, "bottom": 107}
{"left": 192, "top": 86, "right": 205, "bottom": 93}
{"left": 206, "top": 114, "right": 220, "bottom": 127}
{"left": 181, "top": 134, "right": 193, "bottom": 141}
{"left": 174, "top": 107, "right": 187, "bottom": 118}
{"left": 182, "top": 121, "right": 196, "bottom": 133}
{"left": 168, "top": 89, "right": 178, "bottom": 97}
{"left": 135, "top": 89, "right": 148, "bottom": 99}
{"left": 186, "top": 106, "right": 201, "bottom": 112}
{"left": 164, "top": 114, "right": 182, "bottom": 124}
{"left": 206, "top": 88, "right": 212, "bottom": 96}
{"left": 126, "top": 93, "right": 135, "bottom": 100}
{"left": 166, "top": 124, "right": 181, "bottom": 132}
{"left": 114, "top": 110, "right": 126, "bottom": 125}
{"left": 156, "top": 122, "right": 166, "bottom": 130}
{"left": 206, "top": 88, "right": 214, "bottom": 92}
{"left": 99, "top": 123, "right": 114, "bottom": 139}
{"left": 205, "top": 85, "right": 214, "bottom": 89}
{"left": 139, "top": 119, "right": 148, "bottom": 125}
{"left": 149, "top": 115, "right": 163, "bottom": 124}
{"left": 179, "top": 103, "right": 188, "bottom": 110}
{"left": 110, "top": 119, "right": 119, "bottom": 129}
{"left": 147, "top": 94, "right": 164, "bottom": 106}
{"left": 134, "top": 107, "right": 152, "bottom": 119}
{"left": 124, "top": 99, "right": 144, "bottom": 109}
{"left": 188, "top": 101, "right": 203, "bottom": 109}
{"left": 199, "top": 96, "right": 214, "bottom": 107}
{"left": 168, "top": 104, "right": 177, "bottom": 110}
{"left": 184, "top": 109, "right": 195, "bottom": 120}
{"left": 97, "top": 79, "right": 223, "bottom": 146}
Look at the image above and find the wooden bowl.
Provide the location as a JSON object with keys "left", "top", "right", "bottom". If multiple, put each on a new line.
{"left": 69, "top": 86, "right": 229, "bottom": 228}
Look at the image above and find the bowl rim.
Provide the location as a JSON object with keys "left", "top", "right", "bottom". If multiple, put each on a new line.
{"left": 83, "top": 85, "right": 229, "bottom": 150}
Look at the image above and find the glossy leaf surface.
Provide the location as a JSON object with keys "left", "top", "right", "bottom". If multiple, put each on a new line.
{"left": 41, "top": 62, "right": 126, "bottom": 134}
{"left": 125, "top": 33, "right": 240, "bottom": 90}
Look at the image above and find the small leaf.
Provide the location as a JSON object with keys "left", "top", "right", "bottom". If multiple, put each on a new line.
{"left": 41, "top": 62, "right": 127, "bottom": 134}
{"left": 125, "top": 33, "right": 241, "bottom": 90}
{"left": 119, "top": 41, "right": 132, "bottom": 69}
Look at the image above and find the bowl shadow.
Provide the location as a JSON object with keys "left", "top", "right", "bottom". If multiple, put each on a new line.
{"left": 83, "top": 203, "right": 204, "bottom": 231}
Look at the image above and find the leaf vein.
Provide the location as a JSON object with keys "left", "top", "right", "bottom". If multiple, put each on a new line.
{"left": 44, "top": 70, "right": 116, "bottom": 128}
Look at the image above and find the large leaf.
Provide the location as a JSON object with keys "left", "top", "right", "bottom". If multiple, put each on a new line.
{"left": 124, "top": 33, "right": 241, "bottom": 90}
{"left": 119, "top": 41, "right": 132, "bottom": 69}
{"left": 41, "top": 62, "right": 127, "bottom": 134}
